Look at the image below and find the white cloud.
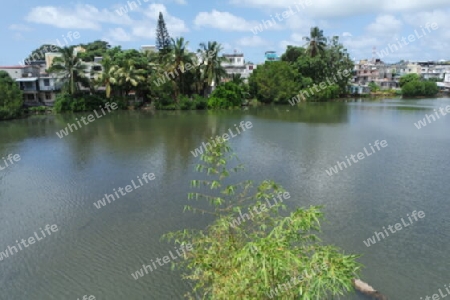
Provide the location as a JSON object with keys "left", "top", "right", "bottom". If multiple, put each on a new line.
{"left": 9, "top": 24, "right": 34, "bottom": 31}
{"left": 25, "top": 4, "right": 133, "bottom": 30}
{"left": 230, "top": 0, "right": 450, "bottom": 18}
{"left": 236, "top": 36, "right": 270, "bottom": 47}
{"left": 342, "top": 32, "right": 352, "bottom": 37}
{"left": 366, "top": 15, "right": 402, "bottom": 37}
{"left": 106, "top": 28, "right": 132, "bottom": 42}
{"left": 194, "top": 10, "right": 259, "bottom": 31}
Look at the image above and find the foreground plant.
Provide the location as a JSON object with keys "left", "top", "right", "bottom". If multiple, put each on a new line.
{"left": 163, "top": 142, "right": 361, "bottom": 299}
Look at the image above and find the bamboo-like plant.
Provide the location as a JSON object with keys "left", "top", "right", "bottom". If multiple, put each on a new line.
{"left": 163, "top": 142, "right": 361, "bottom": 299}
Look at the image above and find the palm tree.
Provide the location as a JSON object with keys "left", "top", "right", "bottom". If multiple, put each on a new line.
{"left": 303, "top": 27, "right": 327, "bottom": 57}
{"left": 95, "top": 56, "right": 117, "bottom": 98}
{"left": 197, "top": 41, "right": 227, "bottom": 96}
{"left": 112, "top": 59, "right": 146, "bottom": 98}
{"left": 164, "top": 37, "right": 195, "bottom": 99}
{"left": 48, "top": 46, "right": 86, "bottom": 95}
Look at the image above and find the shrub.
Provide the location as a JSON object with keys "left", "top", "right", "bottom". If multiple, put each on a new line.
{"left": 179, "top": 95, "right": 196, "bottom": 110}
{"left": 193, "top": 95, "right": 207, "bottom": 110}
{"left": 207, "top": 82, "right": 243, "bottom": 109}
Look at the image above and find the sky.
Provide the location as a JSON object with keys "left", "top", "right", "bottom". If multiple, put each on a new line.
{"left": 1, "top": 0, "right": 450, "bottom": 66}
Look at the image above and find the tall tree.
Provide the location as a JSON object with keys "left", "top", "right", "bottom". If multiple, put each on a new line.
{"left": 94, "top": 56, "right": 118, "bottom": 98}
{"left": 48, "top": 46, "right": 86, "bottom": 95}
{"left": 197, "top": 41, "right": 227, "bottom": 96}
{"left": 303, "top": 27, "right": 327, "bottom": 57}
{"left": 0, "top": 71, "right": 23, "bottom": 120}
{"left": 155, "top": 12, "right": 172, "bottom": 55}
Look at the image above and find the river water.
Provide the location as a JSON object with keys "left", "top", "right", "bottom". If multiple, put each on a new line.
{"left": 1, "top": 98, "right": 449, "bottom": 299}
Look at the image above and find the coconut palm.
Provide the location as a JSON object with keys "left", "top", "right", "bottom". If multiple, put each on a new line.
{"left": 197, "top": 41, "right": 227, "bottom": 96}
{"left": 112, "top": 59, "right": 146, "bottom": 98}
{"left": 303, "top": 27, "right": 327, "bottom": 57}
{"left": 94, "top": 56, "right": 118, "bottom": 98}
{"left": 48, "top": 46, "right": 86, "bottom": 95}
{"left": 164, "top": 37, "right": 195, "bottom": 99}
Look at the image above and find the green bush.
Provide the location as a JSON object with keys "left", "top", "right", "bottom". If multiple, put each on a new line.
{"left": 53, "top": 93, "right": 73, "bottom": 113}
{"left": 193, "top": 95, "right": 207, "bottom": 110}
{"left": 29, "top": 106, "right": 47, "bottom": 112}
{"left": 179, "top": 95, "right": 196, "bottom": 110}
{"left": 207, "top": 82, "right": 243, "bottom": 109}
{"left": 402, "top": 80, "right": 439, "bottom": 97}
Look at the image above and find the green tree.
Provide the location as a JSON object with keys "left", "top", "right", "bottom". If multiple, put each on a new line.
{"left": 303, "top": 27, "right": 327, "bottom": 58}
{"left": 248, "top": 61, "right": 300, "bottom": 104}
{"left": 399, "top": 73, "right": 420, "bottom": 87}
{"left": 78, "top": 40, "right": 111, "bottom": 62}
{"left": 112, "top": 59, "right": 146, "bottom": 98}
{"left": 48, "top": 46, "right": 86, "bottom": 95}
{"left": 165, "top": 37, "right": 195, "bottom": 99}
{"left": 95, "top": 55, "right": 118, "bottom": 98}
{"left": 24, "top": 44, "right": 60, "bottom": 64}
{"left": 207, "top": 82, "right": 243, "bottom": 108}
{"left": 198, "top": 41, "right": 227, "bottom": 96}
{"left": 155, "top": 12, "right": 172, "bottom": 55}
{"left": 281, "top": 45, "right": 304, "bottom": 63}
{"left": 0, "top": 71, "right": 23, "bottom": 120}
{"left": 368, "top": 82, "right": 380, "bottom": 92}
{"left": 164, "top": 142, "right": 362, "bottom": 299}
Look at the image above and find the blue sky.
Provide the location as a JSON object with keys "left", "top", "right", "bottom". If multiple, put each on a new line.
{"left": 1, "top": 0, "right": 450, "bottom": 66}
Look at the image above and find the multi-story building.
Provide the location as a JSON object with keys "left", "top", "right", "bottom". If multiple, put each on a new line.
{"left": 141, "top": 45, "right": 157, "bottom": 53}
{"left": 222, "top": 52, "right": 255, "bottom": 81}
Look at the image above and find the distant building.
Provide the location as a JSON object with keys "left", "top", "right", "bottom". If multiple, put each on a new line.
{"left": 222, "top": 51, "right": 255, "bottom": 81}
{"left": 264, "top": 51, "right": 280, "bottom": 61}
{"left": 141, "top": 45, "right": 157, "bottom": 53}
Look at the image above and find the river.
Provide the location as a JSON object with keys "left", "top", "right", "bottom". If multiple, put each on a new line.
{"left": 1, "top": 98, "right": 449, "bottom": 299}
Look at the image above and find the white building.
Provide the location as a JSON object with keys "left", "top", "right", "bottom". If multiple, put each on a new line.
{"left": 221, "top": 52, "right": 255, "bottom": 81}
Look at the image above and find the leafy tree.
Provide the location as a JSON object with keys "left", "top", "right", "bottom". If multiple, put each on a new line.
{"left": 399, "top": 73, "right": 420, "bottom": 87}
{"left": 281, "top": 45, "right": 304, "bottom": 63}
{"left": 248, "top": 61, "right": 300, "bottom": 104}
{"left": 303, "top": 27, "right": 327, "bottom": 58}
{"left": 112, "top": 59, "right": 146, "bottom": 98}
{"left": 163, "top": 142, "right": 362, "bottom": 299}
{"left": 423, "top": 80, "right": 439, "bottom": 96}
{"left": 155, "top": 12, "right": 172, "bottom": 54}
{"left": 78, "top": 40, "right": 111, "bottom": 62}
{"left": 0, "top": 71, "right": 23, "bottom": 119}
{"left": 24, "top": 44, "right": 60, "bottom": 64}
{"left": 207, "top": 82, "right": 243, "bottom": 108}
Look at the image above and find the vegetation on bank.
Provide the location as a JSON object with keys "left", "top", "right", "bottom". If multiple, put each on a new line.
{"left": 0, "top": 71, "right": 23, "bottom": 120}
{"left": 400, "top": 74, "right": 440, "bottom": 97}
{"left": 163, "top": 142, "right": 361, "bottom": 299}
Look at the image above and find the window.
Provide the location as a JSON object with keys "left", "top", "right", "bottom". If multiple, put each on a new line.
{"left": 44, "top": 79, "right": 50, "bottom": 86}
{"left": 45, "top": 93, "right": 51, "bottom": 100}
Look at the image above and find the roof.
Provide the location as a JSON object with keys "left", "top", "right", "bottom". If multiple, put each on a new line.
{"left": 0, "top": 66, "right": 28, "bottom": 69}
{"left": 16, "top": 77, "right": 38, "bottom": 82}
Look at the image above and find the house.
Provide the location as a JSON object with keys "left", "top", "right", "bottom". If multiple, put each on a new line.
{"left": 264, "top": 51, "right": 280, "bottom": 61}
{"left": 221, "top": 51, "right": 255, "bottom": 81}
{"left": 0, "top": 65, "right": 42, "bottom": 106}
